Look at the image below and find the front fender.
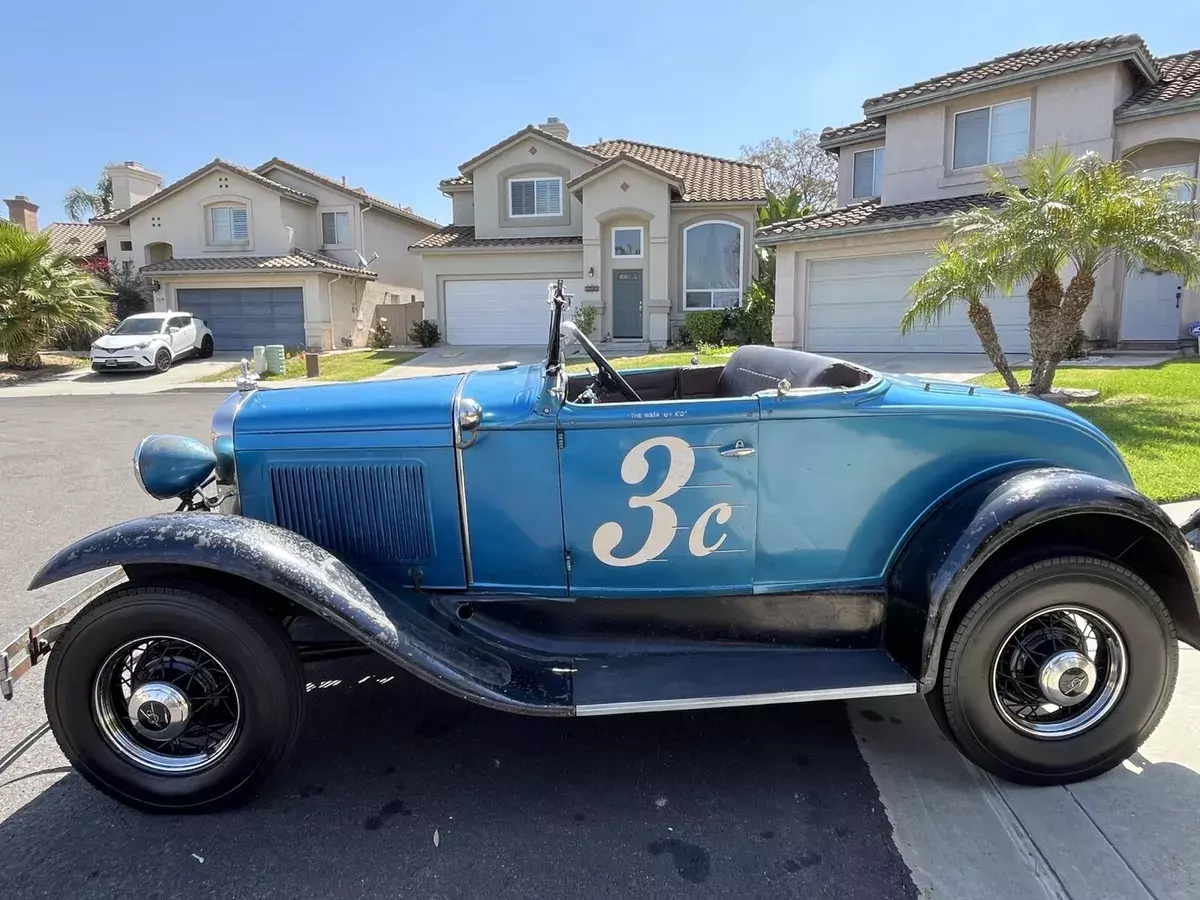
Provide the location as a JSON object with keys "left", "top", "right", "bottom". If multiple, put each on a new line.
{"left": 886, "top": 468, "right": 1200, "bottom": 692}
{"left": 28, "top": 514, "right": 550, "bottom": 714}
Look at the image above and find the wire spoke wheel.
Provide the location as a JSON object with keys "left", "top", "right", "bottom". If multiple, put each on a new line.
{"left": 92, "top": 636, "right": 241, "bottom": 774}
{"left": 991, "top": 605, "right": 1127, "bottom": 739}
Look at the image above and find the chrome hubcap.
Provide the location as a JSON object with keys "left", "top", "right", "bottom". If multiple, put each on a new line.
{"left": 127, "top": 682, "right": 192, "bottom": 741}
{"left": 92, "top": 636, "right": 241, "bottom": 774}
{"left": 991, "top": 606, "right": 1127, "bottom": 739}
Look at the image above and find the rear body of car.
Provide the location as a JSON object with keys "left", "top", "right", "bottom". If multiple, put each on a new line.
{"left": 91, "top": 312, "right": 213, "bottom": 373}
{"left": 8, "top": 285, "right": 1199, "bottom": 811}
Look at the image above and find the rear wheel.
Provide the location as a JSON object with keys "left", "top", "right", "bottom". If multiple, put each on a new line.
{"left": 153, "top": 347, "right": 172, "bottom": 373}
{"left": 45, "top": 580, "right": 304, "bottom": 812}
{"left": 930, "top": 557, "right": 1176, "bottom": 784}
{"left": 198, "top": 335, "right": 214, "bottom": 358}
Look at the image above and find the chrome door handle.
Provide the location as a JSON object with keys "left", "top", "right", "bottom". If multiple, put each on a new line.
{"left": 720, "top": 440, "right": 756, "bottom": 458}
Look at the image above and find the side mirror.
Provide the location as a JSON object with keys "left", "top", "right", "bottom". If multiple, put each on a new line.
{"left": 168, "top": 326, "right": 180, "bottom": 334}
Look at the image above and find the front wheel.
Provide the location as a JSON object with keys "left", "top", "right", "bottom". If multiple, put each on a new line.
{"left": 45, "top": 580, "right": 304, "bottom": 812}
{"left": 931, "top": 557, "right": 1177, "bottom": 785}
{"left": 153, "top": 347, "right": 172, "bottom": 373}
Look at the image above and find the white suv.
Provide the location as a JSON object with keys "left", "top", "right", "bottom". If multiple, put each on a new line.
{"left": 91, "top": 312, "right": 214, "bottom": 374}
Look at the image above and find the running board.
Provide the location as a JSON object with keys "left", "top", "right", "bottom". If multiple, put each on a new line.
{"left": 572, "top": 648, "right": 916, "bottom": 716}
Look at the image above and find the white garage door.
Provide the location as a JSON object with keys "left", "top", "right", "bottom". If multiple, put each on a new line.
{"left": 807, "top": 253, "right": 1029, "bottom": 354}
{"left": 444, "top": 278, "right": 583, "bottom": 345}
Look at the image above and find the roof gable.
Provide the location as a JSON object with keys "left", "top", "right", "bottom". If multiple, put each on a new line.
{"left": 1117, "top": 49, "right": 1200, "bottom": 118}
{"left": 587, "top": 139, "right": 764, "bottom": 203}
{"left": 458, "top": 125, "right": 604, "bottom": 174}
{"left": 255, "top": 158, "right": 440, "bottom": 230}
{"left": 566, "top": 153, "right": 685, "bottom": 197}
{"left": 862, "top": 34, "right": 1158, "bottom": 115}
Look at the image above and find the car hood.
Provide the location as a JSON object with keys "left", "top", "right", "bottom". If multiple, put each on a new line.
{"left": 93, "top": 333, "right": 164, "bottom": 350}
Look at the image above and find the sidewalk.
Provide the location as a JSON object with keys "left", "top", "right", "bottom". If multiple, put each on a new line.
{"left": 855, "top": 498, "right": 1200, "bottom": 900}
{"left": 0, "top": 353, "right": 242, "bottom": 398}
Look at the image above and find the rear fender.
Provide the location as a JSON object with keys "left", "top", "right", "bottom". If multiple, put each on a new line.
{"left": 886, "top": 468, "right": 1200, "bottom": 691}
{"left": 27, "top": 513, "right": 554, "bottom": 714}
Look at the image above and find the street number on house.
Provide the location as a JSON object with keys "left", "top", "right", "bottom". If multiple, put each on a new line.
{"left": 592, "top": 436, "right": 734, "bottom": 567}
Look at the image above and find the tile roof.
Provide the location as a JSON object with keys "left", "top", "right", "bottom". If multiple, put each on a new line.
{"left": 439, "top": 175, "right": 473, "bottom": 189}
{"left": 255, "top": 158, "right": 441, "bottom": 229}
{"left": 139, "top": 249, "right": 377, "bottom": 277}
{"left": 818, "top": 119, "right": 885, "bottom": 149}
{"left": 93, "top": 160, "right": 318, "bottom": 225}
{"left": 863, "top": 34, "right": 1150, "bottom": 113}
{"left": 566, "top": 152, "right": 684, "bottom": 193}
{"left": 458, "top": 125, "right": 604, "bottom": 172}
{"left": 410, "top": 225, "right": 584, "bottom": 251}
{"left": 1118, "top": 50, "right": 1200, "bottom": 116}
{"left": 587, "top": 139, "right": 765, "bottom": 202}
{"left": 756, "top": 195, "right": 1004, "bottom": 243}
{"left": 43, "top": 222, "right": 106, "bottom": 258}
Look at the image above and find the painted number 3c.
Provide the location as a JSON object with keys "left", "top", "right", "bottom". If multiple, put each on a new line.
{"left": 592, "top": 436, "right": 733, "bottom": 568}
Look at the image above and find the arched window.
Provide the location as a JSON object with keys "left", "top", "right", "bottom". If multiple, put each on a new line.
{"left": 683, "top": 221, "right": 743, "bottom": 309}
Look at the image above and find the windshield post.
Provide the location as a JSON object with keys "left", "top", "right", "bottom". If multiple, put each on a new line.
{"left": 544, "top": 280, "right": 570, "bottom": 376}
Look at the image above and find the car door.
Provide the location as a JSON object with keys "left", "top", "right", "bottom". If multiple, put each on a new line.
{"left": 557, "top": 395, "right": 759, "bottom": 597}
{"left": 169, "top": 315, "right": 196, "bottom": 356}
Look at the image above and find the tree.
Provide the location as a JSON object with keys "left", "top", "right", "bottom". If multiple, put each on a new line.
{"left": 902, "top": 240, "right": 1021, "bottom": 392}
{"left": 64, "top": 170, "right": 114, "bottom": 222}
{"left": 944, "top": 147, "right": 1200, "bottom": 393}
{"left": 740, "top": 130, "right": 837, "bottom": 211}
{"left": 737, "top": 190, "right": 813, "bottom": 346}
{"left": 0, "top": 221, "right": 112, "bottom": 369}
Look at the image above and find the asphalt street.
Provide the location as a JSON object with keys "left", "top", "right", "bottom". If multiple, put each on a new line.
{"left": 0, "top": 392, "right": 918, "bottom": 899}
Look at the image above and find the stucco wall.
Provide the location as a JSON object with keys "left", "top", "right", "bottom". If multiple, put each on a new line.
{"left": 450, "top": 190, "right": 475, "bottom": 226}
{"left": 1116, "top": 109, "right": 1200, "bottom": 155}
{"left": 362, "top": 210, "right": 431, "bottom": 291}
{"left": 835, "top": 139, "right": 885, "bottom": 208}
{"left": 280, "top": 198, "right": 316, "bottom": 250}
{"left": 126, "top": 170, "right": 294, "bottom": 261}
{"left": 469, "top": 138, "right": 593, "bottom": 239}
{"left": 883, "top": 65, "right": 1123, "bottom": 205}
{"left": 103, "top": 225, "right": 135, "bottom": 269}
{"left": 420, "top": 249, "right": 585, "bottom": 331}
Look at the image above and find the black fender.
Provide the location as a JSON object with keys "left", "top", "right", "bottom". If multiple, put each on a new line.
{"left": 886, "top": 467, "right": 1200, "bottom": 692}
{"left": 29, "top": 513, "right": 566, "bottom": 716}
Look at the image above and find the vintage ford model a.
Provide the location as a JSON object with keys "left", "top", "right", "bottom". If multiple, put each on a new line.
{"left": 6, "top": 282, "right": 1200, "bottom": 812}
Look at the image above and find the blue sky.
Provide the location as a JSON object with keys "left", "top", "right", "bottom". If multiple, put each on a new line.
{"left": 3, "top": 1, "right": 1199, "bottom": 227}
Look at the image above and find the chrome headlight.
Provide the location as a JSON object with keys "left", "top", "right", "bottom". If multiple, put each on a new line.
{"left": 133, "top": 434, "right": 217, "bottom": 500}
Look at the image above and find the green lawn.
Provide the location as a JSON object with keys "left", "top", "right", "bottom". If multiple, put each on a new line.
{"left": 199, "top": 350, "right": 420, "bottom": 383}
{"left": 565, "top": 346, "right": 736, "bottom": 373}
{"left": 973, "top": 360, "right": 1200, "bottom": 503}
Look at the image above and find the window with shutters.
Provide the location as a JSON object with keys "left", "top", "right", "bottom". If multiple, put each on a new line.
{"left": 208, "top": 204, "right": 249, "bottom": 245}
{"left": 508, "top": 177, "right": 563, "bottom": 217}
{"left": 321, "top": 210, "right": 352, "bottom": 246}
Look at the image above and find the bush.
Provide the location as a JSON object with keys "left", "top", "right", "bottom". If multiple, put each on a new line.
{"left": 685, "top": 310, "right": 727, "bottom": 345}
{"left": 729, "top": 282, "right": 774, "bottom": 345}
{"left": 368, "top": 317, "right": 393, "bottom": 349}
{"left": 1064, "top": 327, "right": 1089, "bottom": 360}
{"left": 572, "top": 304, "right": 600, "bottom": 338}
{"left": 409, "top": 319, "right": 440, "bottom": 348}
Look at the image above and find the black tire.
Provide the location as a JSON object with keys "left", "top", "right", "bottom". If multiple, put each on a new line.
{"left": 198, "top": 335, "right": 214, "bottom": 358}
{"left": 45, "top": 580, "right": 304, "bottom": 813}
{"left": 930, "top": 556, "right": 1177, "bottom": 785}
{"left": 153, "top": 347, "right": 172, "bottom": 373}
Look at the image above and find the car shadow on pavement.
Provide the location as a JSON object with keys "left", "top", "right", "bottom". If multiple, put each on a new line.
{"left": 0, "top": 656, "right": 917, "bottom": 900}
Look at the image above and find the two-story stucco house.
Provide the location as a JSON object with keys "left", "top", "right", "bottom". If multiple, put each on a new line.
{"left": 760, "top": 35, "right": 1200, "bottom": 354}
{"left": 93, "top": 159, "right": 438, "bottom": 350}
{"left": 410, "top": 118, "right": 766, "bottom": 345}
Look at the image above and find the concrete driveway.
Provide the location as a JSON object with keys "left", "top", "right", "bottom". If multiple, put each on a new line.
{"left": 0, "top": 352, "right": 242, "bottom": 398}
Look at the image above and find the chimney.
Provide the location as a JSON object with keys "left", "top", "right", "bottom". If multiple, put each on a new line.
{"left": 536, "top": 117, "right": 570, "bottom": 141}
{"left": 4, "top": 195, "right": 39, "bottom": 231}
{"left": 105, "top": 161, "right": 163, "bottom": 210}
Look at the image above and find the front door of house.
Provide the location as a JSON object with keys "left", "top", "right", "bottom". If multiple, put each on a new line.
{"left": 1121, "top": 269, "right": 1182, "bottom": 341}
{"left": 612, "top": 270, "right": 643, "bottom": 339}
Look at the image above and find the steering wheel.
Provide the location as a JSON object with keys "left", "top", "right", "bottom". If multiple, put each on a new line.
{"left": 560, "top": 321, "right": 641, "bottom": 402}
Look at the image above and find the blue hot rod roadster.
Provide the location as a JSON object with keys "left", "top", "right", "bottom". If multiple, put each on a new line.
{"left": 6, "top": 282, "right": 1200, "bottom": 812}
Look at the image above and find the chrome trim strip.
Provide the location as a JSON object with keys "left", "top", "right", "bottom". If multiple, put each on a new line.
{"left": 574, "top": 681, "right": 917, "bottom": 716}
{"left": 451, "top": 376, "right": 474, "bottom": 586}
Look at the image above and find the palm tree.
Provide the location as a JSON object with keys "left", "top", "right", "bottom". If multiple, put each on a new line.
{"left": 757, "top": 189, "right": 809, "bottom": 229}
{"left": 63, "top": 170, "right": 114, "bottom": 222}
{"left": 903, "top": 240, "right": 1022, "bottom": 392}
{"left": 949, "top": 147, "right": 1200, "bottom": 393}
{"left": 0, "top": 221, "right": 112, "bottom": 369}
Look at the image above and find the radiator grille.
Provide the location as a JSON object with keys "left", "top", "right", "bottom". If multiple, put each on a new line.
{"left": 269, "top": 462, "right": 434, "bottom": 563}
